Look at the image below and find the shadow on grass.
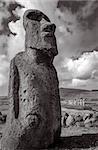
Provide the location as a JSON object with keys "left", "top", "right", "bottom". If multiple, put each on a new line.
{"left": 49, "top": 133, "right": 98, "bottom": 149}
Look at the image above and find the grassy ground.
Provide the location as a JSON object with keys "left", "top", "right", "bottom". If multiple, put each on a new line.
{"left": 0, "top": 89, "right": 98, "bottom": 150}
{"left": 0, "top": 112, "right": 98, "bottom": 150}
{"left": 1, "top": 126, "right": 98, "bottom": 150}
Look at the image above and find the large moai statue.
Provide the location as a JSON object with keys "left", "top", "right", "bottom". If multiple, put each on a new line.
{"left": 1, "top": 9, "right": 61, "bottom": 150}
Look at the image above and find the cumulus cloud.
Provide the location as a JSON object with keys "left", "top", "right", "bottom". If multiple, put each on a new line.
{"left": 0, "top": 0, "right": 24, "bottom": 58}
{"left": 71, "top": 78, "right": 87, "bottom": 87}
{"left": 0, "top": 0, "right": 98, "bottom": 94}
{"left": 0, "top": 55, "right": 9, "bottom": 86}
{"left": 0, "top": 54, "right": 10, "bottom": 95}
{"left": 57, "top": 0, "right": 98, "bottom": 30}
{"left": 0, "top": 0, "right": 23, "bottom": 36}
{"left": 0, "top": 35, "right": 8, "bottom": 55}
{"left": 70, "top": 78, "right": 98, "bottom": 90}
{"left": 0, "top": 0, "right": 24, "bottom": 95}
{"left": 60, "top": 51, "right": 98, "bottom": 89}
{"left": 91, "top": 70, "right": 98, "bottom": 79}
{"left": 0, "top": 0, "right": 10, "bottom": 33}
{"left": 8, "top": 18, "right": 25, "bottom": 59}
{"left": 64, "top": 51, "right": 98, "bottom": 80}
{"left": 55, "top": 0, "right": 98, "bottom": 60}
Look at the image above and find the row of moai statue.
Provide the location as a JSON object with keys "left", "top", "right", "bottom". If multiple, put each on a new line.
{"left": 68, "top": 98, "right": 86, "bottom": 106}
{"left": 1, "top": 9, "right": 61, "bottom": 150}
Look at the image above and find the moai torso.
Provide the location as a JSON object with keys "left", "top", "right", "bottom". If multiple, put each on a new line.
{"left": 1, "top": 10, "right": 61, "bottom": 150}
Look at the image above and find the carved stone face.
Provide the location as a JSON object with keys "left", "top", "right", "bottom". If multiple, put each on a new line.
{"left": 23, "top": 9, "right": 58, "bottom": 58}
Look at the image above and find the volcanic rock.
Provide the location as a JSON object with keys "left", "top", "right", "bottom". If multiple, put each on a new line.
{"left": 1, "top": 9, "right": 61, "bottom": 150}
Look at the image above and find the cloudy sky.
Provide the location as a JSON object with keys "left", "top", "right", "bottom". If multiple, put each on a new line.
{"left": 0, "top": 0, "right": 98, "bottom": 95}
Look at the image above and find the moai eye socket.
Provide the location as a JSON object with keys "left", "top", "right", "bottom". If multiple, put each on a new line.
{"left": 26, "top": 11, "right": 42, "bottom": 21}
{"left": 23, "top": 9, "right": 51, "bottom": 30}
{"left": 25, "top": 10, "right": 50, "bottom": 22}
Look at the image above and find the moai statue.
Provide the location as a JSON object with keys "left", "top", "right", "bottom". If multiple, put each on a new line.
{"left": 1, "top": 9, "right": 61, "bottom": 150}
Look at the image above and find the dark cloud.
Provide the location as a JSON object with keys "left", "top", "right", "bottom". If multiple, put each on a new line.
{"left": 77, "top": 1, "right": 98, "bottom": 30}
{"left": 57, "top": 0, "right": 87, "bottom": 14}
{"left": 80, "top": 47, "right": 98, "bottom": 56}
{"left": 57, "top": 0, "right": 98, "bottom": 30}
{"left": 0, "top": 1, "right": 24, "bottom": 36}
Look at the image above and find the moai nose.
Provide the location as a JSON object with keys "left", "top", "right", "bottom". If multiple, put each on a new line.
{"left": 42, "top": 23, "right": 56, "bottom": 33}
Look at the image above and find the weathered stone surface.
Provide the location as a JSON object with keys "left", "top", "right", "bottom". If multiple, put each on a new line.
{"left": 84, "top": 116, "right": 92, "bottom": 127}
{"left": 83, "top": 113, "right": 93, "bottom": 121}
{"left": 75, "top": 121, "right": 84, "bottom": 127}
{"left": 66, "top": 115, "right": 75, "bottom": 127}
{"left": 75, "top": 115, "right": 83, "bottom": 123}
{"left": 0, "top": 112, "right": 6, "bottom": 124}
{"left": 62, "top": 112, "right": 69, "bottom": 127}
{"left": 84, "top": 117, "right": 96, "bottom": 127}
{"left": 1, "top": 9, "right": 61, "bottom": 150}
{"left": 93, "top": 113, "right": 98, "bottom": 121}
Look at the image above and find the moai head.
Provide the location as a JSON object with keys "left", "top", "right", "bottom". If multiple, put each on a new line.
{"left": 23, "top": 9, "right": 58, "bottom": 61}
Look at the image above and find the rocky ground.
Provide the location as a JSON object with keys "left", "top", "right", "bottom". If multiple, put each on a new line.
{"left": 0, "top": 128, "right": 98, "bottom": 150}
{"left": 0, "top": 94, "right": 98, "bottom": 150}
{"left": 0, "top": 109, "right": 98, "bottom": 150}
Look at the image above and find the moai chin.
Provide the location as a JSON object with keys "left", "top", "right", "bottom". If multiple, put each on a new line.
{"left": 1, "top": 9, "right": 61, "bottom": 150}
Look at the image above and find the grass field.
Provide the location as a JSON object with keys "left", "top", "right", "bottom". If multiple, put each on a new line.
{"left": 0, "top": 88, "right": 98, "bottom": 150}
{"left": 60, "top": 88, "right": 98, "bottom": 112}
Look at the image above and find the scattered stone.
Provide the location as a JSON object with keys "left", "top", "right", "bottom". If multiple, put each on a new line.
{"left": 76, "top": 121, "right": 84, "bottom": 127}
{"left": 62, "top": 112, "right": 69, "bottom": 127}
{"left": 90, "top": 117, "right": 97, "bottom": 124}
{"left": 84, "top": 118, "right": 91, "bottom": 124}
{"left": 93, "top": 113, "right": 98, "bottom": 121}
{"left": 84, "top": 116, "right": 96, "bottom": 127}
{"left": 83, "top": 113, "right": 93, "bottom": 121}
{"left": 75, "top": 115, "right": 83, "bottom": 123}
{"left": 0, "top": 113, "right": 7, "bottom": 124}
{"left": 94, "top": 120, "right": 98, "bottom": 127}
{"left": 1, "top": 9, "right": 61, "bottom": 150}
{"left": 84, "top": 122, "right": 92, "bottom": 128}
{"left": 66, "top": 115, "right": 75, "bottom": 127}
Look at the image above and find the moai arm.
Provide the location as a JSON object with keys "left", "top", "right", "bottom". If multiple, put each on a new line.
{"left": 8, "top": 58, "right": 19, "bottom": 119}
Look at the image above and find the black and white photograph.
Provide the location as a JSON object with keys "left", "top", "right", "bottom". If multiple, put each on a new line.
{"left": 0, "top": 0, "right": 98, "bottom": 149}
